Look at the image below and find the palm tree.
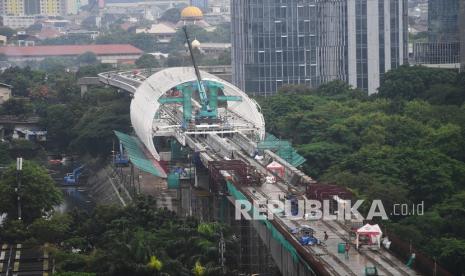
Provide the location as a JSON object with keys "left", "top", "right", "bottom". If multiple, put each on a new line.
{"left": 192, "top": 260, "right": 206, "bottom": 276}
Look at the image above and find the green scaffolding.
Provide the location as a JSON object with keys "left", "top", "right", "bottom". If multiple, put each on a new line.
{"left": 114, "top": 131, "right": 165, "bottom": 177}
{"left": 257, "top": 133, "right": 306, "bottom": 167}
{"left": 167, "top": 172, "right": 180, "bottom": 189}
{"left": 170, "top": 139, "right": 189, "bottom": 161}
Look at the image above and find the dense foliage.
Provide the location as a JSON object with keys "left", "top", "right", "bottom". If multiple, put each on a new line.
{"left": 258, "top": 67, "right": 465, "bottom": 274}
{"left": 1, "top": 197, "right": 238, "bottom": 276}
{"left": 0, "top": 160, "right": 62, "bottom": 222}
{"left": 0, "top": 64, "right": 236, "bottom": 275}
{"left": 0, "top": 67, "right": 131, "bottom": 156}
{"left": 135, "top": 54, "right": 160, "bottom": 68}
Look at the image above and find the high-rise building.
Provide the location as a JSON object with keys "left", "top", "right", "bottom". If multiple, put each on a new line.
{"left": 5, "top": 0, "right": 25, "bottom": 15}
{"left": 414, "top": 0, "right": 461, "bottom": 66}
{"left": 231, "top": 0, "right": 408, "bottom": 95}
{"left": 0, "top": 0, "right": 6, "bottom": 15}
{"left": 24, "top": 0, "right": 40, "bottom": 15}
{"left": 63, "top": 0, "right": 79, "bottom": 15}
{"left": 428, "top": 0, "right": 459, "bottom": 43}
{"left": 460, "top": 0, "right": 465, "bottom": 72}
{"left": 1, "top": 0, "right": 68, "bottom": 16}
{"left": 40, "top": 0, "right": 63, "bottom": 16}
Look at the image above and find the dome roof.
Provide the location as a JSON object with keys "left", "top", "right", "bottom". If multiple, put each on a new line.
{"left": 191, "top": 39, "right": 200, "bottom": 48}
{"left": 181, "top": 6, "right": 203, "bottom": 19}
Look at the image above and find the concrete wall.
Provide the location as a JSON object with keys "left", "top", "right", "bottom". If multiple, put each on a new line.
{"left": 0, "top": 87, "right": 12, "bottom": 104}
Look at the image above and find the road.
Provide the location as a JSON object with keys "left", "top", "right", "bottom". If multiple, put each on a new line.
{"left": 0, "top": 244, "right": 50, "bottom": 276}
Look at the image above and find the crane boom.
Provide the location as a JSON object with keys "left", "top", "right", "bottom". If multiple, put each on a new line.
{"left": 183, "top": 26, "right": 211, "bottom": 114}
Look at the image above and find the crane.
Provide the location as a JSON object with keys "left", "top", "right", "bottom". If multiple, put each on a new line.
{"left": 183, "top": 26, "right": 216, "bottom": 119}
{"left": 158, "top": 27, "right": 242, "bottom": 126}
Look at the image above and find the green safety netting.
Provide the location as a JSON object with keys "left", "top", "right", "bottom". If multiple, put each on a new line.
{"left": 167, "top": 172, "right": 180, "bottom": 189}
{"left": 170, "top": 139, "right": 189, "bottom": 161}
{"left": 258, "top": 133, "right": 306, "bottom": 167}
{"left": 114, "top": 131, "right": 165, "bottom": 177}
{"left": 227, "top": 182, "right": 315, "bottom": 272}
{"left": 226, "top": 181, "right": 299, "bottom": 262}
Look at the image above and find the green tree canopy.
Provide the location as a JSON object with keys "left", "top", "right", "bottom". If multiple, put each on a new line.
{"left": 70, "top": 98, "right": 131, "bottom": 155}
{"left": 159, "top": 8, "right": 182, "bottom": 23}
{"left": 77, "top": 52, "right": 98, "bottom": 65}
{"left": 0, "top": 98, "right": 33, "bottom": 116}
{"left": 257, "top": 67, "right": 465, "bottom": 274}
{"left": 135, "top": 53, "right": 159, "bottom": 68}
{"left": 39, "top": 57, "right": 74, "bottom": 72}
{"left": 377, "top": 65, "right": 463, "bottom": 104}
{"left": 0, "top": 160, "right": 62, "bottom": 223}
{"left": 41, "top": 104, "right": 77, "bottom": 150}
{"left": 0, "top": 26, "right": 15, "bottom": 38}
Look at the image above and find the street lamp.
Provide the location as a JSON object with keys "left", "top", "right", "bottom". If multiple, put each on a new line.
{"left": 16, "top": 157, "right": 22, "bottom": 220}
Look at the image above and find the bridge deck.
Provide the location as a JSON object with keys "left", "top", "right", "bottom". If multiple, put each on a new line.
{"left": 239, "top": 164, "right": 416, "bottom": 276}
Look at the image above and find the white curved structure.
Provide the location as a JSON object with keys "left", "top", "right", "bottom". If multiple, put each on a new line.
{"left": 130, "top": 67, "right": 265, "bottom": 160}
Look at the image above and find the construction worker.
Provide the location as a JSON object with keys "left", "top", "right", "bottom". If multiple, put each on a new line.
{"left": 345, "top": 242, "right": 350, "bottom": 260}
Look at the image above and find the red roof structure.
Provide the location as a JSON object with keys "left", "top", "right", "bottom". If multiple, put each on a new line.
{"left": 0, "top": 44, "right": 143, "bottom": 57}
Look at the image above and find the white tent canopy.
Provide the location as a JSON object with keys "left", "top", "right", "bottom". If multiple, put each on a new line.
{"left": 356, "top": 223, "right": 382, "bottom": 249}
{"left": 266, "top": 161, "right": 285, "bottom": 177}
{"left": 266, "top": 161, "right": 283, "bottom": 169}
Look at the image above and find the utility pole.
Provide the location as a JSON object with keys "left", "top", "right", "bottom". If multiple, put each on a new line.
{"left": 16, "top": 157, "right": 23, "bottom": 220}
{"left": 219, "top": 231, "right": 226, "bottom": 274}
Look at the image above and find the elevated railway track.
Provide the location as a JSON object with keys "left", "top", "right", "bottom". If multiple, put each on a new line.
{"left": 97, "top": 67, "right": 421, "bottom": 276}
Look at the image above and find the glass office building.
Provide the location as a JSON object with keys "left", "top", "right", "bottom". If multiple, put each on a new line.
{"left": 428, "top": 0, "right": 459, "bottom": 43}
{"left": 460, "top": 0, "right": 465, "bottom": 72}
{"left": 232, "top": 0, "right": 408, "bottom": 95}
{"left": 413, "top": 0, "right": 461, "bottom": 66}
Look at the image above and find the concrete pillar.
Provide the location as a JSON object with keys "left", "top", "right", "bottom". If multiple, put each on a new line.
{"left": 80, "top": 85, "right": 88, "bottom": 98}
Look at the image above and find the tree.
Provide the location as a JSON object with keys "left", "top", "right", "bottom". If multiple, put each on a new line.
{"left": 0, "top": 142, "right": 10, "bottom": 164}
{"left": 378, "top": 65, "right": 458, "bottom": 100}
{"left": 0, "top": 160, "right": 63, "bottom": 223}
{"left": 130, "top": 33, "right": 156, "bottom": 52}
{"left": 41, "top": 104, "right": 77, "bottom": 150}
{"left": 26, "top": 23, "right": 43, "bottom": 33}
{"left": 47, "top": 196, "right": 239, "bottom": 275}
{"left": 165, "top": 25, "right": 210, "bottom": 52}
{"left": 77, "top": 52, "right": 98, "bottom": 65}
{"left": 216, "top": 49, "right": 231, "bottom": 65}
{"left": 192, "top": 260, "right": 205, "bottom": 276}
{"left": 428, "top": 238, "right": 465, "bottom": 273}
{"left": 206, "top": 23, "right": 231, "bottom": 43}
{"left": 76, "top": 64, "right": 113, "bottom": 78}
{"left": 0, "top": 67, "right": 46, "bottom": 96}
{"left": 70, "top": 99, "right": 131, "bottom": 155}
{"left": 297, "top": 142, "right": 350, "bottom": 178}
{"left": 96, "top": 32, "right": 155, "bottom": 52}
{"left": 8, "top": 140, "right": 43, "bottom": 160}
{"left": 39, "top": 57, "right": 73, "bottom": 72}
{"left": 160, "top": 8, "right": 182, "bottom": 23}
{"left": 0, "top": 26, "right": 15, "bottom": 38}
{"left": 42, "top": 35, "right": 93, "bottom": 45}
{"left": 135, "top": 54, "right": 159, "bottom": 68}
{"left": 29, "top": 214, "right": 72, "bottom": 243}
{"left": 0, "top": 98, "right": 33, "bottom": 116}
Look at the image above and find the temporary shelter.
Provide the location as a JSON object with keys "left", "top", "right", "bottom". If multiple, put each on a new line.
{"left": 356, "top": 224, "right": 382, "bottom": 249}
{"left": 266, "top": 161, "right": 285, "bottom": 178}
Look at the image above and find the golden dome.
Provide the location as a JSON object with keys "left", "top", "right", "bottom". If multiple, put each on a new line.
{"left": 191, "top": 39, "right": 200, "bottom": 48}
{"left": 181, "top": 6, "right": 203, "bottom": 19}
